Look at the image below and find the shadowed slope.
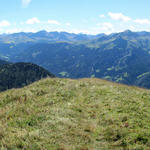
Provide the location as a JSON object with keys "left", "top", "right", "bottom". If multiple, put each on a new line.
{"left": 0, "top": 62, "right": 55, "bottom": 91}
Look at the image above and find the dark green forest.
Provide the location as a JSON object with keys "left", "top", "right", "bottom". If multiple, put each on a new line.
{"left": 0, "top": 62, "right": 54, "bottom": 91}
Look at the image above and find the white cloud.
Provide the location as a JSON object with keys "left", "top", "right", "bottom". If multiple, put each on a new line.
{"left": 0, "top": 20, "right": 11, "bottom": 27}
{"left": 5, "top": 28, "right": 22, "bottom": 33}
{"left": 97, "top": 22, "right": 113, "bottom": 30}
{"left": 5, "top": 28, "right": 38, "bottom": 34}
{"left": 48, "top": 20, "right": 61, "bottom": 25}
{"left": 20, "top": 22, "right": 24, "bottom": 25}
{"left": 22, "top": 0, "right": 31, "bottom": 7}
{"left": 108, "top": 12, "right": 131, "bottom": 22}
{"left": 99, "top": 14, "right": 105, "bottom": 18}
{"left": 69, "top": 29, "right": 91, "bottom": 34}
{"left": 65, "top": 22, "right": 71, "bottom": 26}
{"left": 26, "top": 17, "right": 40, "bottom": 24}
{"left": 102, "top": 22, "right": 113, "bottom": 29}
{"left": 96, "top": 22, "right": 114, "bottom": 34}
{"left": 134, "top": 19, "right": 150, "bottom": 25}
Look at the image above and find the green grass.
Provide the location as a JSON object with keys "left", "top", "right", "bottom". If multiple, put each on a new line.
{"left": 0, "top": 78, "right": 150, "bottom": 149}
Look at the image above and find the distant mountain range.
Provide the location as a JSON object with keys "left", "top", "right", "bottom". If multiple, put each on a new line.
{"left": 0, "top": 30, "right": 105, "bottom": 43}
{"left": 1, "top": 30, "right": 150, "bottom": 88}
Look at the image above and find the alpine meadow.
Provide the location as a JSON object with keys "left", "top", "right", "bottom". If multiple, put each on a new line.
{"left": 0, "top": 0, "right": 150, "bottom": 149}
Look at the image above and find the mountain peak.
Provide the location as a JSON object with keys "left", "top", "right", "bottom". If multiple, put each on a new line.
{"left": 36, "top": 30, "right": 47, "bottom": 34}
{"left": 119, "top": 30, "right": 133, "bottom": 36}
{"left": 123, "top": 29, "right": 132, "bottom": 33}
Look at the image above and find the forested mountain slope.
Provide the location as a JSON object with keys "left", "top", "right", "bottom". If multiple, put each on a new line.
{"left": 1, "top": 30, "right": 150, "bottom": 88}
{"left": 0, "top": 62, "right": 55, "bottom": 91}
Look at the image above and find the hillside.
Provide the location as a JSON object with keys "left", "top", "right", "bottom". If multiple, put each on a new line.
{"left": 0, "top": 78, "right": 150, "bottom": 149}
{"left": 0, "top": 62, "right": 55, "bottom": 91}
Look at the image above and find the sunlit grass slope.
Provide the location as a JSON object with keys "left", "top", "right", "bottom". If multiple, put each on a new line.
{"left": 0, "top": 78, "right": 150, "bottom": 149}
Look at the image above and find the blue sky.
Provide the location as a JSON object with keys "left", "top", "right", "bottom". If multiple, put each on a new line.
{"left": 0, "top": 0, "right": 150, "bottom": 34}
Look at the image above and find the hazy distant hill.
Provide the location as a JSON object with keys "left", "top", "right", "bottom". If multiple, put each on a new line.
{"left": 0, "top": 62, "right": 55, "bottom": 91}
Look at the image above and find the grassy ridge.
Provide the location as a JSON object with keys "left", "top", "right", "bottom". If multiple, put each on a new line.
{"left": 0, "top": 78, "right": 150, "bottom": 149}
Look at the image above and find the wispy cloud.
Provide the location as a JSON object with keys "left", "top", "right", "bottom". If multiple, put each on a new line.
{"left": 108, "top": 12, "right": 131, "bottom": 22}
{"left": 134, "top": 19, "right": 150, "bottom": 25}
{"left": 97, "top": 22, "right": 114, "bottom": 34}
{"left": 99, "top": 14, "right": 105, "bottom": 18}
{"left": 5, "top": 28, "right": 37, "bottom": 34}
{"left": 26, "top": 17, "right": 40, "bottom": 24}
{"left": 0, "top": 20, "right": 11, "bottom": 27}
{"left": 65, "top": 22, "right": 71, "bottom": 26}
{"left": 102, "top": 22, "right": 113, "bottom": 30}
{"left": 48, "top": 20, "right": 61, "bottom": 25}
{"left": 22, "top": 0, "right": 31, "bottom": 7}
